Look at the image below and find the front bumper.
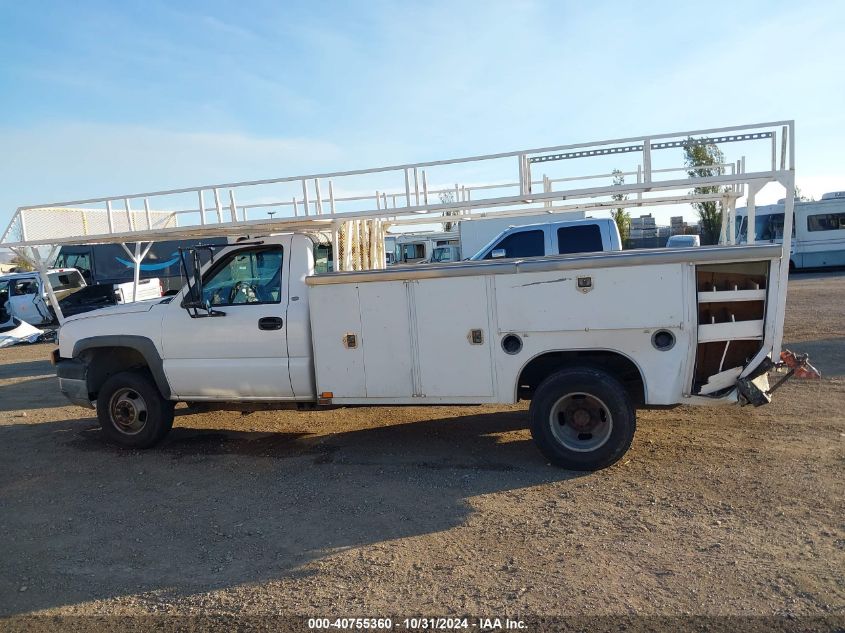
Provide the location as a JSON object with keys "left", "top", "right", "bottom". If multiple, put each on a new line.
{"left": 55, "top": 357, "right": 95, "bottom": 409}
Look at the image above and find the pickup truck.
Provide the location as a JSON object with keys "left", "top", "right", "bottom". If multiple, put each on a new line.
{"left": 469, "top": 217, "right": 622, "bottom": 260}
{"left": 54, "top": 231, "right": 786, "bottom": 470}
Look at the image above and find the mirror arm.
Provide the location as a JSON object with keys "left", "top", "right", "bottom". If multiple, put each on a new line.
{"left": 177, "top": 247, "right": 226, "bottom": 318}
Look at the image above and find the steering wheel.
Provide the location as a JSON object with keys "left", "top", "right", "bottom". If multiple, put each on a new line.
{"left": 228, "top": 281, "right": 260, "bottom": 304}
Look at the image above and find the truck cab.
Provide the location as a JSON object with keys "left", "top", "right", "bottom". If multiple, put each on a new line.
{"left": 56, "top": 233, "right": 319, "bottom": 409}
{"left": 469, "top": 218, "right": 622, "bottom": 260}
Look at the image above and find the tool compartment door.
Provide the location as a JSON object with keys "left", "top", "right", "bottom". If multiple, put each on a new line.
{"left": 309, "top": 275, "right": 494, "bottom": 402}
{"left": 412, "top": 276, "right": 494, "bottom": 398}
{"left": 358, "top": 281, "right": 415, "bottom": 398}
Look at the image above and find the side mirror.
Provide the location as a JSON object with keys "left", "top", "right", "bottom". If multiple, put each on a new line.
{"left": 491, "top": 248, "right": 507, "bottom": 259}
{"left": 178, "top": 247, "right": 225, "bottom": 318}
{"left": 181, "top": 296, "right": 226, "bottom": 318}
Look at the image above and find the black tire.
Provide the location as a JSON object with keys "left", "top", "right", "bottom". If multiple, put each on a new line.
{"left": 96, "top": 370, "right": 174, "bottom": 448}
{"left": 529, "top": 367, "right": 635, "bottom": 470}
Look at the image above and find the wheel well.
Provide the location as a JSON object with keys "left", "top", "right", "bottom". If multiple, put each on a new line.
{"left": 516, "top": 350, "right": 645, "bottom": 405}
{"left": 81, "top": 347, "right": 150, "bottom": 399}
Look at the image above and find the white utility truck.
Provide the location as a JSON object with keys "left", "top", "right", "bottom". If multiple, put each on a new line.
{"left": 1, "top": 121, "right": 818, "bottom": 470}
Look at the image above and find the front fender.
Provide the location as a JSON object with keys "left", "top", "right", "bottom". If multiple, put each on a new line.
{"left": 71, "top": 335, "right": 172, "bottom": 399}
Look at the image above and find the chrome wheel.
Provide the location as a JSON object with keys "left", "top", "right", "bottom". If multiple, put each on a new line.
{"left": 549, "top": 392, "right": 613, "bottom": 452}
{"left": 108, "top": 387, "right": 148, "bottom": 435}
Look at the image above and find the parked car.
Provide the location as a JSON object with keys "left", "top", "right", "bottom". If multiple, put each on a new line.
{"left": 666, "top": 235, "right": 701, "bottom": 248}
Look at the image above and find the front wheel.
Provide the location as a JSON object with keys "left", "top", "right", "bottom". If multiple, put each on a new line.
{"left": 529, "top": 368, "right": 636, "bottom": 470}
{"left": 97, "top": 370, "right": 174, "bottom": 448}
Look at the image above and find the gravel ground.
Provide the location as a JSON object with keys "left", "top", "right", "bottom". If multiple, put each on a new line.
{"left": 0, "top": 271, "right": 842, "bottom": 631}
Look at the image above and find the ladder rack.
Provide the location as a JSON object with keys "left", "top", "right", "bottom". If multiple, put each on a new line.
{"left": 2, "top": 120, "right": 793, "bottom": 249}
{"left": 1, "top": 120, "right": 796, "bottom": 345}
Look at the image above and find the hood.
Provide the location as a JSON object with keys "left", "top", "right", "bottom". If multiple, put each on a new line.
{"left": 62, "top": 298, "right": 163, "bottom": 323}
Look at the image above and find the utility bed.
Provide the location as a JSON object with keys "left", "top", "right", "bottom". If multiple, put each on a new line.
{"left": 307, "top": 244, "right": 782, "bottom": 407}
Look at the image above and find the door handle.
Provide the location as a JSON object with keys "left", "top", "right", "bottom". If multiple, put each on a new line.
{"left": 258, "top": 316, "right": 284, "bottom": 330}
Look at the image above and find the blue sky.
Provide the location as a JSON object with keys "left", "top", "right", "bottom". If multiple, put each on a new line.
{"left": 1, "top": 0, "right": 844, "bottom": 231}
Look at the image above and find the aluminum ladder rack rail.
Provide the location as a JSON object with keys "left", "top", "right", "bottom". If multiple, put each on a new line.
{"left": 2, "top": 120, "right": 793, "bottom": 248}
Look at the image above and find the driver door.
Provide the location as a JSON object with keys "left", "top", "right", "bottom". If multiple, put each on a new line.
{"left": 8, "top": 277, "right": 48, "bottom": 325}
{"left": 161, "top": 241, "right": 295, "bottom": 400}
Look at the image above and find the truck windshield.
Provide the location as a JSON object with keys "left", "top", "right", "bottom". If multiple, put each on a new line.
{"left": 431, "top": 248, "right": 453, "bottom": 262}
{"left": 54, "top": 251, "right": 92, "bottom": 279}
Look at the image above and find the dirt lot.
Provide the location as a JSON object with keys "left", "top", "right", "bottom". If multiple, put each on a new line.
{"left": 0, "top": 272, "right": 843, "bottom": 629}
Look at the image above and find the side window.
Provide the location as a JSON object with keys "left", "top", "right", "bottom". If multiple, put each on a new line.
{"left": 55, "top": 251, "right": 92, "bottom": 279}
{"left": 48, "top": 272, "right": 85, "bottom": 291}
{"left": 0, "top": 281, "right": 8, "bottom": 318}
{"left": 201, "top": 246, "right": 283, "bottom": 306}
{"left": 557, "top": 225, "right": 603, "bottom": 254}
{"left": 807, "top": 212, "right": 845, "bottom": 232}
{"left": 755, "top": 214, "right": 793, "bottom": 241}
{"left": 313, "top": 243, "right": 333, "bottom": 274}
{"left": 12, "top": 279, "right": 38, "bottom": 296}
{"left": 400, "top": 244, "right": 426, "bottom": 261}
{"left": 484, "top": 229, "right": 545, "bottom": 259}
{"left": 736, "top": 216, "right": 747, "bottom": 241}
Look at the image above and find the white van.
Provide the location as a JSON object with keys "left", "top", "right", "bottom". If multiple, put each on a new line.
{"left": 469, "top": 218, "right": 622, "bottom": 260}
{"left": 736, "top": 192, "right": 845, "bottom": 270}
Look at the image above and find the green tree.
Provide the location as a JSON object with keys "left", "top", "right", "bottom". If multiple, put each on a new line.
{"left": 683, "top": 137, "right": 725, "bottom": 245}
{"left": 609, "top": 169, "right": 630, "bottom": 245}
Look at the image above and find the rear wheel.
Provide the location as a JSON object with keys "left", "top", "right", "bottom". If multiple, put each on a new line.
{"left": 529, "top": 367, "right": 635, "bottom": 470}
{"left": 97, "top": 370, "right": 174, "bottom": 448}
